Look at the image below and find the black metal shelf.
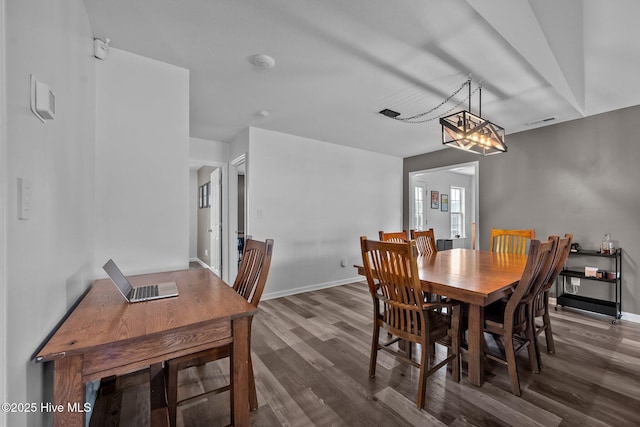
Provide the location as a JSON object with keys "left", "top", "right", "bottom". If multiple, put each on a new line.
{"left": 557, "top": 294, "right": 619, "bottom": 318}
{"left": 555, "top": 248, "right": 622, "bottom": 324}
{"left": 559, "top": 268, "right": 618, "bottom": 283}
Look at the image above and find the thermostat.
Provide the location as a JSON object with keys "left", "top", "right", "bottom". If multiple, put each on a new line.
{"left": 30, "top": 75, "right": 55, "bottom": 122}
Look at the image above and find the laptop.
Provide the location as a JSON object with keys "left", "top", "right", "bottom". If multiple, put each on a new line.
{"left": 103, "top": 259, "right": 179, "bottom": 303}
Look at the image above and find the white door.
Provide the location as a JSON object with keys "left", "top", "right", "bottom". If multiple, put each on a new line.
{"left": 210, "top": 168, "right": 222, "bottom": 276}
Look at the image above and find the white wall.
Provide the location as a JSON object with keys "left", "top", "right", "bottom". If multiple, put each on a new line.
{"left": 95, "top": 48, "right": 190, "bottom": 275}
{"left": 4, "top": 1, "right": 95, "bottom": 426}
{"left": 190, "top": 136, "right": 229, "bottom": 162}
{"left": 247, "top": 127, "right": 403, "bottom": 298}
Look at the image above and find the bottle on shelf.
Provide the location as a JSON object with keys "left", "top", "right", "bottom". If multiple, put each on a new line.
{"left": 600, "top": 233, "right": 614, "bottom": 255}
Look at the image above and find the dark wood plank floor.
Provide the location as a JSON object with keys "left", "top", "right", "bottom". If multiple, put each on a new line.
{"left": 89, "top": 282, "right": 640, "bottom": 427}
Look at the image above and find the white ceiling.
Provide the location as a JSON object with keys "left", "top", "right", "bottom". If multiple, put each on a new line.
{"left": 84, "top": 0, "right": 640, "bottom": 158}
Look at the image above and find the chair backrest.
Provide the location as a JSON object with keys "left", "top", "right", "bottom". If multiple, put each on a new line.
{"left": 379, "top": 230, "right": 409, "bottom": 243}
{"left": 490, "top": 228, "right": 536, "bottom": 255}
{"left": 542, "top": 233, "right": 573, "bottom": 292}
{"left": 534, "top": 234, "right": 572, "bottom": 314}
{"left": 233, "top": 238, "right": 274, "bottom": 308}
{"left": 410, "top": 228, "right": 437, "bottom": 256}
{"left": 504, "top": 236, "right": 558, "bottom": 329}
{"left": 360, "top": 236, "right": 425, "bottom": 339}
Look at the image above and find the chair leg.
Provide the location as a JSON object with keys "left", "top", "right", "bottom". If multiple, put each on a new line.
{"left": 248, "top": 354, "right": 258, "bottom": 410}
{"left": 543, "top": 312, "right": 555, "bottom": 354}
{"left": 165, "top": 362, "right": 178, "bottom": 427}
{"left": 417, "top": 340, "right": 429, "bottom": 409}
{"left": 527, "top": 330, "right": 540, "bottom": 374}
{"left": 504, "top": 334, "right": 521, "bottom": 396}
{"left": 369, "top": 322, "right": 380, "bottom": 378}
{"left": 450, "top": 305, "right": 461, "bottom": 383}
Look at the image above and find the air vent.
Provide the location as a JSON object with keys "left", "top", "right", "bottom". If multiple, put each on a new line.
{"left": 526, "top": 116, "right": 557, "bottom": 126}
{"left": 379, "top": 109, "right": 400, "bottom": 118}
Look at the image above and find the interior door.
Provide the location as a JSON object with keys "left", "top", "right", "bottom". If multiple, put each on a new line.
{"left": 210, "top": 168, "right": 222, "bottom": 276}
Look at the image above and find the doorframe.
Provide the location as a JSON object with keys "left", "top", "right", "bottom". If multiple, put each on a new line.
{"left": 190, "top": 159, "right": 229, "bottom": 283}
{"left": 408, "top": 161, "right": 479, "bottom": 248}
{"left": 209, "top": 167, "right": 222, "bottom": 277}
{"left": 229, "top": 153, "right": 247, "bottom": 282}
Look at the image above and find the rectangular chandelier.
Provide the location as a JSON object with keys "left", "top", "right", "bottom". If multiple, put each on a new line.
{"left": 440, "top": 110, "right": 506, "bottom": 156}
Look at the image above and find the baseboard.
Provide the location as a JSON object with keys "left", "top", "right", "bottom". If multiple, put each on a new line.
{"left": 550, "top": 297, "right": 639, "bottom": 324}
{"left": 262, "top": 276, "right": 364, "bottom": 301}
{"left": 190, "top": 257, "right": 211, "bottom": 270}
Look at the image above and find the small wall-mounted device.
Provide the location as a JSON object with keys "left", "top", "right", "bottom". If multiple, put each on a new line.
{"left": 30, "top": 75, "right": 55, "bottom": 123}
{"left": 94, "top": 38, "right": 110, "bottom": 60}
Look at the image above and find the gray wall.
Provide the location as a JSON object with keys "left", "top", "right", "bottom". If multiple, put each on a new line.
{"left": 405, "top": 105, "right": 640, "bottom": 316}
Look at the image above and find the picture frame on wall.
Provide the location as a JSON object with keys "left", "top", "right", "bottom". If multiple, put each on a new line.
{"left": 431, "top": 191, "right": 439, "bottom": 209}
{"left": 441, "top": 194, "right": 449, "bottom": 212}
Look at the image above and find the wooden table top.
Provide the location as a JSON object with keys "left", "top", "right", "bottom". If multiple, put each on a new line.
{"left": 36, "top": 268, "right": 256, "bottom": 362}
{"left": 415, "top": 248, "right": 527, "bottom": 305}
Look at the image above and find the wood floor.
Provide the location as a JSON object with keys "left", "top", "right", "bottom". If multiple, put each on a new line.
{"left": 89, "top": 282, "right": 640, "bottom": 427}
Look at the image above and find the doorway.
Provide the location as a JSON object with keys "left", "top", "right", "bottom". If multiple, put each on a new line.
{"left": 409, "top": 161, "right": 479, "bottom": 249}
{"left": 191, "top": 161, "right": 228, "bottom": 281}
{"left": 229, "top": 154, "right": 247, "bottom": 281}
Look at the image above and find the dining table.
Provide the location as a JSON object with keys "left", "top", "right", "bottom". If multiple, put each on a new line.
{"left": 356, "top": 248, "right": 527, "bottom": 387}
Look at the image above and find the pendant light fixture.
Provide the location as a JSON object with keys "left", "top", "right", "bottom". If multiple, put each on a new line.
{"left": 439, "top": 79, "right": 506, "bottom": 155}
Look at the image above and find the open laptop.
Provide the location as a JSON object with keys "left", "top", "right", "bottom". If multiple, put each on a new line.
{"left": 103, "top": 259, "right": 179, "bottom": 303}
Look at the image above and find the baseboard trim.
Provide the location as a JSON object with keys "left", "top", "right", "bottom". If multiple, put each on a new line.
{"left": 190, "top": 257, "right": 211, "bottom": 270}
{"left": 262, "top": 277, "right": 364, "bottom": 301}
{"left": 549, "top": 297, "right": 639, "bottom": 324}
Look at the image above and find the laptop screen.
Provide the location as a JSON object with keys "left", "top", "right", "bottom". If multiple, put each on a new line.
{"left": 103, "top": 259, "right": 134, "bottom": 299}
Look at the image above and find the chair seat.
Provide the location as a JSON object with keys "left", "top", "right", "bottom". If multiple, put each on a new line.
{"left": 483, "top": 300, "right": 528, "bottom": 336}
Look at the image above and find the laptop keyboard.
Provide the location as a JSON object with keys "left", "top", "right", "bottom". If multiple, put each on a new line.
{"left": 134, "top": 285, "right": 159, "bottom": 300}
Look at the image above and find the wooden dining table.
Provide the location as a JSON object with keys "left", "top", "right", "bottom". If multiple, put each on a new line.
{"left": 356, "top": 248, "right": 527, "bottom": 387}
{"left": 35, "top": 268, "right": 256, "bottom": 427}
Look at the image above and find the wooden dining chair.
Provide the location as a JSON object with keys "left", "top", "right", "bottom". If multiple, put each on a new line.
{"left": 360, "top": 236, "right": 461, "bottom": 409}
{"left": 482, "top": 236, "right": 557, "bottom": 396}
{"left": 533, "top": 234, "right": 572, "bottom": 359}
{"left": 490, "top": 228, "right": 536, "bottom": 255}
{"left": 164, "top": 238, "right": 274, "bottom": 427}
{"left": 379, "top": 230, "right": 408, "bottom": 243}
{"left": 410, "top": 228, "right": 437, "bottom": 256}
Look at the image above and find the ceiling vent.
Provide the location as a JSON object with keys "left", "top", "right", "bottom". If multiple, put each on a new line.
{"left": 526, "top": 116, "right": 557, "bottom": 126}
{"left": 379, "top": 108, "right": 400, "bottom": 118}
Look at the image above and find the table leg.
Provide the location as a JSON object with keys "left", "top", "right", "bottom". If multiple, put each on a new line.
{"left": 149, "top": 362, "right": 169, "bottom": 426}
{"left": 467, "top": 304, "right": 485, "bottom": 387}
{"left": 231, "top": 316, "right": 250, "bottom": 427}
{"left": 53, "top": 355, "right": 84, "bottom": 427}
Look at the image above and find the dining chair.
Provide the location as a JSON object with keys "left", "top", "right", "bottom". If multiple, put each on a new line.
{"left": 482, "top": 236, "right": 557, "bottom": 396}
{"left": 533, "top": 233, "right": 572, "bottom": 359}
{"left": 489, "top": 228, "right": 536, "bottom": 255}
{"left": 164, "top": 238, "right": 274, "bottom": 427}
{"left": 360, "top": 236, "right": 461, "bottom": 409}
{"left": 410, "top": 228, "right": 437, "bottom": 256}
{"left": 379, "top": 230, "right": 408, "bottom": 243}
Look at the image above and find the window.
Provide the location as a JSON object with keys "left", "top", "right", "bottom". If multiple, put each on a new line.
{"left": 413, "top": 182, "right": 426, "bottom": 231}
{"left": 450, "top": 186, "right": 464, "bottom": 238}
{"left": 199, "top": 182, "right": 211, "bottom": 208}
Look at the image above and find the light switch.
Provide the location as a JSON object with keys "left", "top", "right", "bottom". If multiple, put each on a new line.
{"left": 17, "top": 177, "right": 32, "bottom": 220}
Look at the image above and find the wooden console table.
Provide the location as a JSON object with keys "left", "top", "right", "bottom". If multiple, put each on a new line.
{"left": 36, "top": 268, "right": 256, "bottom": 426}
